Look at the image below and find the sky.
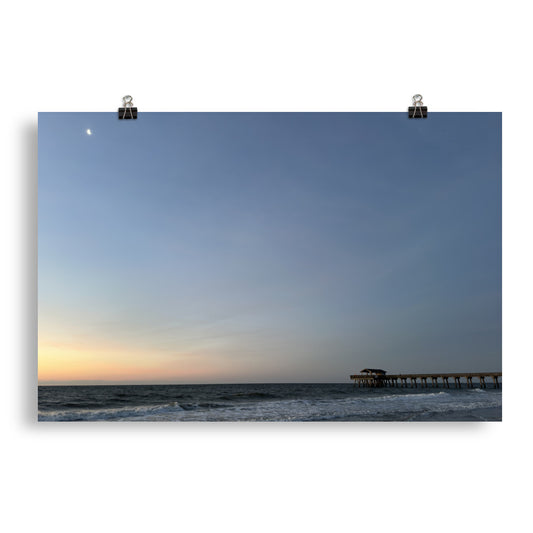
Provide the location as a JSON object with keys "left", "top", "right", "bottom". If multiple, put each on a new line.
{"left": 38, "top": 112, "right": 502, "bottom": 384}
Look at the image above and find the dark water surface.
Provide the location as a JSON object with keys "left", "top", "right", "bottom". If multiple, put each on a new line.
{"left": 38, "top": 383, "right": 502, "bottom": 421}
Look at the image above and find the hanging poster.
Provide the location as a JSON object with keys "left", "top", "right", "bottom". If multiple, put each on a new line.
{"left": 38, "top": 112, "right": 502, "bottom": 421}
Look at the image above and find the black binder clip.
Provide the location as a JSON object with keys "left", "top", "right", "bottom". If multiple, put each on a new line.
{"left": 118, "top": 95, "right": 137, "bottom": 119}
{"left": 408, "top": 94, "right": 427, "bottom": 118}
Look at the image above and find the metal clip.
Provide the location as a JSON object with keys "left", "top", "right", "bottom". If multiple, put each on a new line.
{"left": 408, "top": 94, "right": 427, "bottom": 118}
{"left": 118, "top": 95, "right": 138, "bottom": 119}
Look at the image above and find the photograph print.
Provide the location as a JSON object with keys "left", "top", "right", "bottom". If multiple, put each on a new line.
{"left": 38, "top": 112, "right": 502, "bottom": 421}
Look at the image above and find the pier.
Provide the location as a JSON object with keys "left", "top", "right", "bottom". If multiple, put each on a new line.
{"left": 350, "top": 371, "right": 502, "bottom": 389}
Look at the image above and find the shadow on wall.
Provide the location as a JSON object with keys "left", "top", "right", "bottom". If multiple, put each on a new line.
{"left": 20, "top": 122, "right": 38, "bottom": 426}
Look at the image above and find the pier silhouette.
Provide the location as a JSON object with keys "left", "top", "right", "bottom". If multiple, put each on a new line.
{"left": 350, "top": 371, "right": 502, "bottom": 389}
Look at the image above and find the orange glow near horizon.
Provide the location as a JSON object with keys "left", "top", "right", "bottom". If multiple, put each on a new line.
{"left": 38, "top": 338, "right": 222, "bottom": 384}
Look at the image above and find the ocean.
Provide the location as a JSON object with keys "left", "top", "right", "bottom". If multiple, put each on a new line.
{"left": 38, "top": 383, "right": 502, "bottom": 421}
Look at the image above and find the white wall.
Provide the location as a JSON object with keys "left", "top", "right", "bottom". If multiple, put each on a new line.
{"left": 1, "top": 1, "right": 531, "bottom": 532}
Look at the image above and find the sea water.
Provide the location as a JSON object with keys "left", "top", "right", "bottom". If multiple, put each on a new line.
{"left": 38, "top": 383, "right": 502, "bottom": 421}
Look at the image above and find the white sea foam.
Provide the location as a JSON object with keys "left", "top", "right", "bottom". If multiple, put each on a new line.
{"left": 38, "top": 402, "right": 184, "bottom": 421}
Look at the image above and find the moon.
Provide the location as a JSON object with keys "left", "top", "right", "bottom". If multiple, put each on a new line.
{"left": 86, "top": 129, "right": 92, "bottom": 135}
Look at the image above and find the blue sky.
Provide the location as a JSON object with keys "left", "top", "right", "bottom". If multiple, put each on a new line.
{"left": 38, "top": 112, "right": 501, "bottom": 384}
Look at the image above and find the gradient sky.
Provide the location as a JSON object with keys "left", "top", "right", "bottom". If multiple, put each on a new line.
{"left": 38, "top": 112, "right": 501, "bottom": 384}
